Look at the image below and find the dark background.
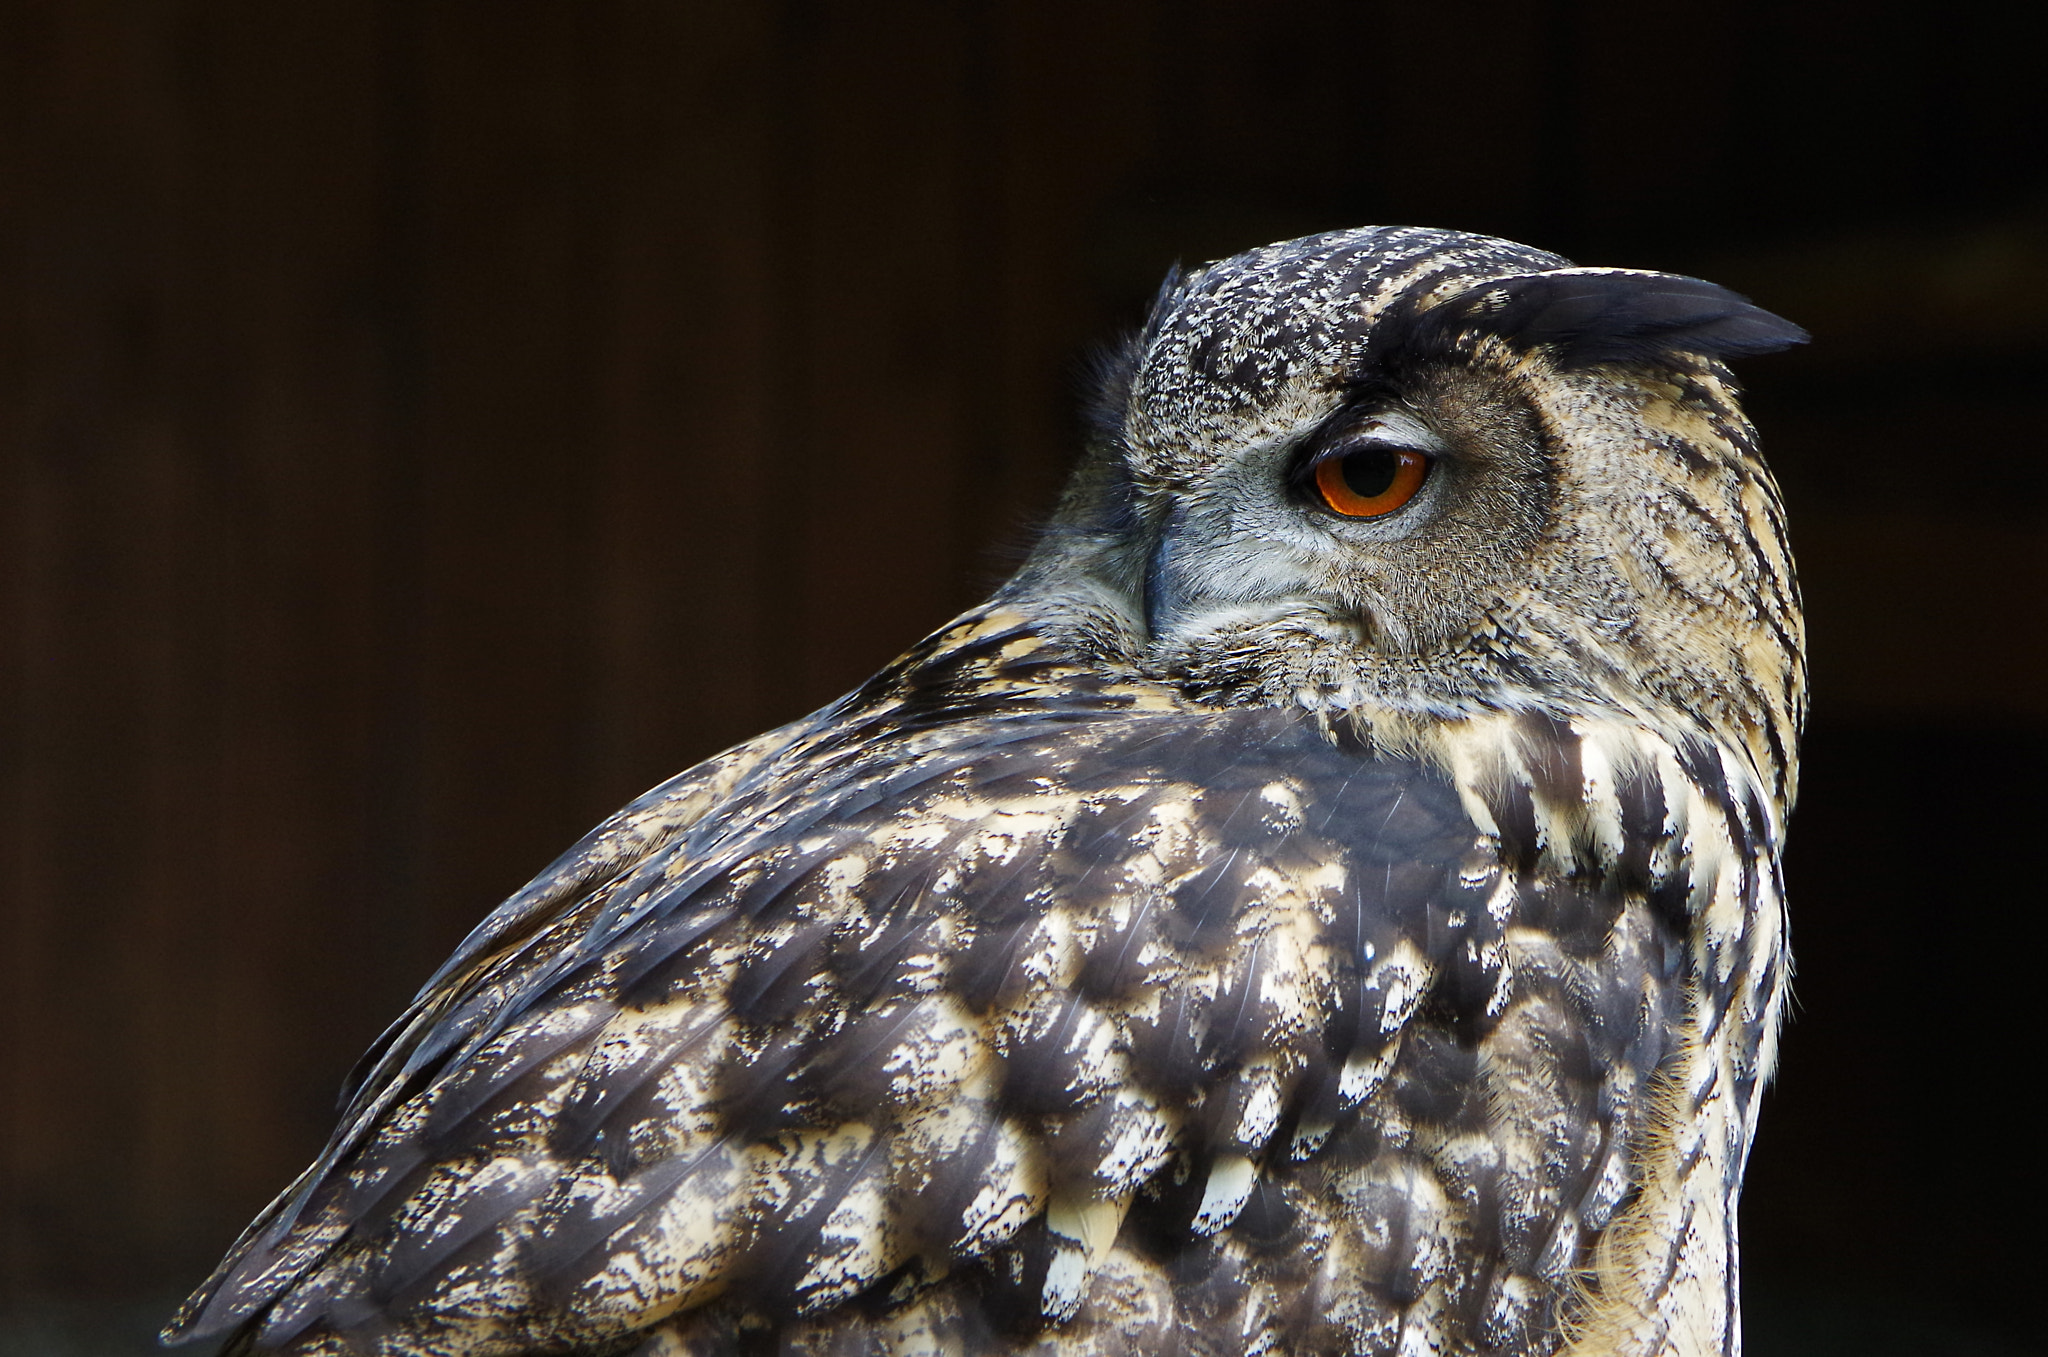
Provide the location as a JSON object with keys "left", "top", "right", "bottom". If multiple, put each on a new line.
{"left": 4, "top": 3, "right": 2045, "bottom": 1353}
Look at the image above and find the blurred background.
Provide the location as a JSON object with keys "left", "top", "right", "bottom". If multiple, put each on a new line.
{"left": 3, "top": 2, "right": 2044, "bottom": 1353}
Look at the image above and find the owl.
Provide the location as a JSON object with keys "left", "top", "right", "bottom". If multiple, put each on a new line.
{"left": 165, "top": 226, "right": 1806, "bottom": 1357}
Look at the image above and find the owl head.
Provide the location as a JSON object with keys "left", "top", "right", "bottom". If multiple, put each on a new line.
{"left": 1014, "top": 226, "right": 1807, "bottom": 802}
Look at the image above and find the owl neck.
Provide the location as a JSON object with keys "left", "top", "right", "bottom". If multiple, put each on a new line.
{"left": 992, "top": 554, "right": 1795, "bottom": 830}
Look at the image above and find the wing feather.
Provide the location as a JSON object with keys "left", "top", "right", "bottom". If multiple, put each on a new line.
{"left": 167, "top": 611, "right": 1690, "bottom": 1356}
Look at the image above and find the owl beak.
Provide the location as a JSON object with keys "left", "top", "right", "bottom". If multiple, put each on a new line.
{"left": 1141, "top": 504, "right": 1190, "bottom": 640}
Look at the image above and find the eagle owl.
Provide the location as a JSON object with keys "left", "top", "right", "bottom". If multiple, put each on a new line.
{"left": 167, "top": 227, "right": 1806, "bottom": 1357}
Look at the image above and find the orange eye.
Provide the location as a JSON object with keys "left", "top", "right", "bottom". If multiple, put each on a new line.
{"left": 1312, "top": 445, "right": 1431, "bottom": 518}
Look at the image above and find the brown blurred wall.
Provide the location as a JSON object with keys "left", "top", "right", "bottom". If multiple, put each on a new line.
{"left": 4, "top": 3, "right": 2045, "bottom": 1353}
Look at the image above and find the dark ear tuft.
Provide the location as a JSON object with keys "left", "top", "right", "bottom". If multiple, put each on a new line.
{"left": 1139, "top": 262, "right": 1188, "bottom": 345}
{"left": 1398, "top": 268, "right": 1808, "bottom": 370}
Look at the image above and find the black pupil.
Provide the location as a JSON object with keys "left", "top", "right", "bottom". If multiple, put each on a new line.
{"left": 1339, "top": 446, "right": 1401, "bottom": 499}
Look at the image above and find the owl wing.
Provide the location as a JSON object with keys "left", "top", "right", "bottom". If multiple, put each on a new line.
{"left": 167, "top": 613, "right": 1686, "bottom": 1356}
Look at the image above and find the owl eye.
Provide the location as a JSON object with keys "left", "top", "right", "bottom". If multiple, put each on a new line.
{"left": 1311, "top": 443, "right": 1432, "bottom": 518}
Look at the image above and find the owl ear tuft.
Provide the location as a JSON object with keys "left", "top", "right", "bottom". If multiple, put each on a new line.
{"left": 1392, "top": 268, "right": 1808, "bottom": 370}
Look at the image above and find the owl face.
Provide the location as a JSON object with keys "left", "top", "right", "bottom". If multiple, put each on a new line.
{"left": 1021, "top": 226, "right": 1807, "bottom": 794}
{"left": 1134, "top": 358, "right": 1553, "bottom": 661}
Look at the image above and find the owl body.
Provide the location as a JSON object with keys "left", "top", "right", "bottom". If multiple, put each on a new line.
{"left": 167, "top": 228, "right": 1804, "bottom": 1357}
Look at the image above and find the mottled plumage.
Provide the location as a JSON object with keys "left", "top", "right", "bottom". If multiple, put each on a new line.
{"left": 167, "top": 226, "right": 1806, "bottom": 1357}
